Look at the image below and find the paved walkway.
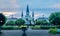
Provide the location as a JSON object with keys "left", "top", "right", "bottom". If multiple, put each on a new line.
{"left": 0, "top": 30, "right": 60, "bottom": 36}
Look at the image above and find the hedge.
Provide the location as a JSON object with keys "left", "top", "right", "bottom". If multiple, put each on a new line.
{"left": 40, "top": 26, "right": 57, "bottom": 29}
{"left": 2, "top": 26, "right": 19, "bottom": 30}
{"left": 30, "top": 25, "right": 57, "bottom": 30}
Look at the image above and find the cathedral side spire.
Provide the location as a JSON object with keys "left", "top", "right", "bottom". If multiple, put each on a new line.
{"left": 32, "top": 11, "right": 34, "bottom": 21}
{"left": 21, "top": 11, "right": 23, "bottom": 18}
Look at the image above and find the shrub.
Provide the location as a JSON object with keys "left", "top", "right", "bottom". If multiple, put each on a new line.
{"left": 49, "top": 28, "right": 58, "bottom": 35}
{"left": 31, "top": 25, "right": 40, "bottom": 29}
{"left": 20, "top": 25, "right": 28, "bottom": 29}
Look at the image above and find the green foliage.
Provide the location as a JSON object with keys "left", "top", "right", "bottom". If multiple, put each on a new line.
{"left": 31, "top": 25, "right": 40, "bottom": 29}
{"left": 42, "top": 20, "right": 49, "bottom": 25}
{"left": 35, "top": 20, "right": 49, "bottom": 25}
{"left": 35, "top": 20, "right": 42, "bottom": 25}
{"left": 0, "top": 13, "right": 6, "bottom": 26}
{"left": 20, "top": 25, "right": 28, "bottom": 29}
{"left": 40, "top": 26, "right": 57, "bottom": 29}
{"left": 5, "top": 21, "right": 15, "bottom": 26}
{"left": 30, "top": 25, "right": 57, "bottom": 30}
{"left": 49, "top": 28, "right": 58, "bottom": 35}
{"left": 49, "top": 12, "right": 60, "bottom": 25}
{"left": 2, "top": 26, "right": 18, "bottom": 30}
{"left": 15, "top": 18, "right": 25, "bottom": 26}
{"left": 30, "top": 26, "right": 34, "bottom": 28}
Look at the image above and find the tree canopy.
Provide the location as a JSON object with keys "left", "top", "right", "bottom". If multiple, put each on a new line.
{"left": 0, "top": 13, "right": 6, "bottom": 26}
{"left": 5, "top": 21, "right": 15, "bottom": 26}
{"left": 35, "top": 19, "right": 49, "bottom": 25}
{"left": 49, "top": 12, "right": 60, "bottom": 25}
{"left": 15, "top": 18, "right": 25, "bottom": 26}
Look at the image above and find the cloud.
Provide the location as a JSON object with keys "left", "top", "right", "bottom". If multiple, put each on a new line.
{"left": 35, "top": 14, "right": 40, "bottom": 17}
{"left": 10, "top": 0, "right": 17, "bottom": 4}
{"left": 50, "top": 4, "right": 60, "bottom": 8}
{"left": 10, "top": 0, "right": 20, "bottom": 8}
{"left": 34, "top": 12, "right": 44, "bottom": 19}
{"left": 0, "top": 0, "right": 20, "bottom": 9}
{"left": 1, "top": 12, "right": 18, "bottom": 17}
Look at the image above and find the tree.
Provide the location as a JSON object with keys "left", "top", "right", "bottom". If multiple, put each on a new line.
{"left": 15, "top": 18, "right": 25, "bottom": 26}
{"left": 0, "top": 13, "right": 6, "bottom": 33}
{"left": 35, "top": 19, "right": 49, "bottom": 25}
{"left": 35, "top": 20, "right": 42, "bottom": 25}
{"left": 5, "top": 21, "right": 15, "bottom": 26}
{"left": 49, "top": 12, "right": 60, "bottom": 25}
{"left": 42, "top": 20, "right": 49, "bottom": 25}
{"left": 0, "top": 13, "right": 6, "bottom": 26}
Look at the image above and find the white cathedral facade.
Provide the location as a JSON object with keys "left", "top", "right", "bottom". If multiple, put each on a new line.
{"left": 21, "top": 5, "right": 34, "bottom": 25}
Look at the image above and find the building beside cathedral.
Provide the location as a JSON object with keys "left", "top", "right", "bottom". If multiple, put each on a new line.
{"left": 21, "top": 5, "right": 34, "bottom": 25}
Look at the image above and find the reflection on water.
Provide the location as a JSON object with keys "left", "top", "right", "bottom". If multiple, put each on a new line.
{"left": 22, "top": 32, "right": 27, "bottom": 36}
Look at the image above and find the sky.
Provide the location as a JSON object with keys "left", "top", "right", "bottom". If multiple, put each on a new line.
{"left": 0, "top": 0, "right": 60, "bottom": 19}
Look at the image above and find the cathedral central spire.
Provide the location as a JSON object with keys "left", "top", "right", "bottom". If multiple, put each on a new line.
{"left": 26, "top": 5, "right": 29, "bottom": 16}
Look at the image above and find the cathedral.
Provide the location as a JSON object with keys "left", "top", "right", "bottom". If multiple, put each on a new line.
{"left": 21, "top": 5, "right": 34, "bottom": 25}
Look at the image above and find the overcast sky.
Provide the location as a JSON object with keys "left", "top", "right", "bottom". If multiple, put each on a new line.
{"left": 0, "top": 0, "right": 60, "bottom": 19}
